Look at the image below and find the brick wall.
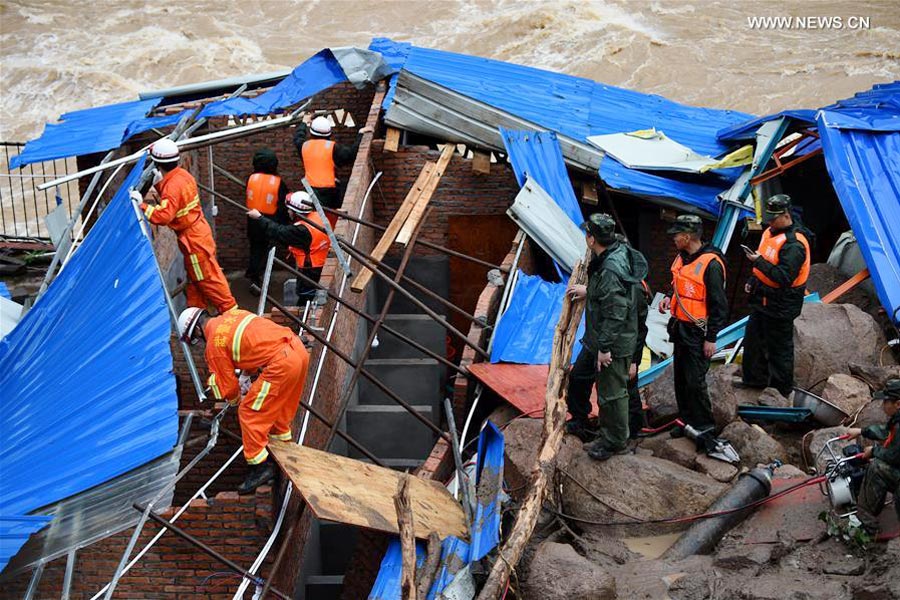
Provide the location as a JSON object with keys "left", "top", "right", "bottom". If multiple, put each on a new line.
{"left": 196, "top": 83, "right": 376, "bottom": 273}
{"left": 0, "top": 489, "right": 274, "bottom": 600}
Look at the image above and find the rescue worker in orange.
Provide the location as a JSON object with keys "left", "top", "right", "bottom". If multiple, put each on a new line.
{"left": 293, "top": 116, "right": 373, "bottom": 211}
{"left": 658, "top": 215, "right": 728, "bottom": 436}
{"left": 245, "top": 148, "right": 290, "bottom": 288}
{"left": 177, "top": 306, "right": 309, "bottom": 493}
{"left": 247, "top": 191, "right": 329, "bottom": 302}
{"left": 134, "top": 139, "right": 236, "bottom": 314}
{"left": 740, "top": 194, "right": 811, "bottom": 398}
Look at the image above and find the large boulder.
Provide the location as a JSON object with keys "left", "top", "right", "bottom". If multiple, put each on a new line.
{"left": 707, "top": 363, "right": 763, "bottom": 429}
{"left": 805, "top": 426, "right": 854, "bottom": 473}
{"left": 849, "top": 363, "right": 900, "bottom": 391}
{"left": 694, "top": 454, "right": 739, "bottom": 482}
{"left": 504, "top": 418, "right": 582, "bottom": 495}
{"left": 793, "top": 303, "right": 895, "bottom": 390}
{"left": 642, "top": 363, "right": 678, "bottom": 425}
{"left": 523, "top": 542, "right": 616, "bottom": 600}
{"left": 561, "top": 453, "right": 726, "bottom": 533}
{"left": 854, "top": 400, "right": 888, "bottom": 430}
{"left": 654, "top": 437, "right": 699, "bottom": 469}
{"left": 821, "top": 373, "right": 871, "bottom": 415}
{"left": 720, "top": 420, "right": 787, "bottom": 467}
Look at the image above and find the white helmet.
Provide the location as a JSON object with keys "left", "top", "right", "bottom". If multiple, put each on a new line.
{"left": 177, "top": 307, "right": 206, "bottom": 342}
{"left": 310, "top": 116, "right": 332, "bottom": 137}
{"left": 150, "top": 138, "right": 180, "bottom": 164}
{"left": 286, "top": 191, "right": 314, "bottom": 214}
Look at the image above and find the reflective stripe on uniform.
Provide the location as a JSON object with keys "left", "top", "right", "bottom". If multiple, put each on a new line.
{"left": 144, "top": 199, "right": 168, "bottom": 219}
{"left": 247, "top": 447, "right": 269, "bottom": 465}
{"left": 207, "top": 373, "right": 223, "bottom": 400}
{"left": 175, "top": 195, "right": 200, "bottom": 218}
{"left": 251, "top": 381, "right": 271, "bottom": 411}
{"left": 189, "top": 254, "right": 204, "bottom": 281}
{"left": 231, "top": 313, "right": 256, "bottom": 363}
{"left": 269, "top": 430, "right": 292, "bottom": 441}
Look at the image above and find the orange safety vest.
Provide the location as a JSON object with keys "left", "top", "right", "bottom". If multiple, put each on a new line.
{"left": 289, "top": 212, "right": 331, "bottom": 269}
{"left": 752, "top": 228, "right": 810, "bottom": 288}
{"left": 301, "top": 140, "right": 336, "bottom": 188}
{"left": 246, "top": 173, "right": 281, "bottom": 215}
{"left": 670, "top": 252, "right": 725, "bottom": 323}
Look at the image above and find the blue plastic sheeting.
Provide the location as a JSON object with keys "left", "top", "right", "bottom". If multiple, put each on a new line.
{"left": 0, "top": 516, "right": 52, "bottom": 571}
{"left": 637, "top": 294, "right": 821, "bottom": 388}
{"left": 198, "top": 50, "right": 346, "bottom": 118}
{"left": 9, "top": 98, "right": 161, "bottom": 170}
{"left": 471, "top": 422, "right": 504, "bottom": 562}
{"left": 490, "top": 271, "right": 584, "bottom": 364}
{"left": 716, "top": 109, "right": 818, "bottom": 142}
{"left": 818, "top": 82, "right": 900, "bottom": 132}
{"left": 0, "top": 157, "right": 178, "bottom": 520}
{"left": 500, "top": 129, "right": 583, "bottom": 225}
{"left": 370, "top": 38, "right": 751, "bottom": 212}
{"left": 0, "top": 282, "right": 9, "bottom": 299}
{"left": 123, "top": 111, "right": 187, "bottom": 142}
{"left": 369, "top": 536, "right": 471, "bottom": 600}
{"left": 818, "top": 115, "right": 900, "bottom": 323}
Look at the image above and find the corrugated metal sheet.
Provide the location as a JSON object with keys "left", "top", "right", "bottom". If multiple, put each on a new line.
{"left": 470, "top": 422, "right": 503, "bottom": 562}
{"left": 1, "top": 447, "right": 181, "bottom": 576}
{"left": 506, "top": 179, "right": 587, "bottom": 271}
{"left": 0, "top": 157, "right": 178, "bottom": 570}
{"left": 500, "top": 129, "right": 582, "bottom": 225}
{"left": 9, "top": 98, "right": 161, "bottom": 170}
{"left": 0, "top": 517, "right": 52, "bottom": 572}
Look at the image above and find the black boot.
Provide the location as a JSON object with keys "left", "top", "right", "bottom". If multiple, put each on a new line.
{"left": 565, "top": 418, "right": 597, "bottom": 443}
{"left": 238, "top": 460, "right": 275, "bottom": 494}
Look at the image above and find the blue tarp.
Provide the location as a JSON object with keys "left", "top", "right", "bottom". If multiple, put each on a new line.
{"left": 818, "top": 112, "right": 900, "bottom": 324}
{"left": 470, "top": 422, "right": 504, "bottom": 562}
{"left": 0, "top": 157, "right": 178, "bottom": 569}
{"left": 370, "top": 37, "right": 753, "bottom": 213}
{"left": 716, "top": 109, "right": 818, "bottom": 142}
{"left": 0, "top": 282, "right": 9, "bottom": 300}
{"left": 369, "top": 536, "right": 471, "bottom": 600}
{"left": 500, "top": 129, "right": 583, "bottom": 225}
{"left": 490, "top": 271, "right": 585, "bottom": 364}
{"left": 9, "top": 98, "right": 161, "bottom": 169}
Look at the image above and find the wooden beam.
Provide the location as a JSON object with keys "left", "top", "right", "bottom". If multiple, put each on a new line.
{"left": 350, "top": 161, "right": 436, "bottom": 293}
{"left": 581, "top": 181, "right": 599, "bottom": 205}
{"left": 472, "top": 150, "right": 491, "bottom": 175}
{"left": 822, "top": 268, "right": 870, "bottom": 304}
{"left": 268, "top": 440, "right": 467, "bottom": 539}
{"left": 396, "top": 144, "right": 456, "bottom": 245}
{"left": 415, "top": 532, "right": 442, "bottom": 598}
{"left": 476, "top": 250, "right": 590, "bottom": 600}
{"left": 385, "top": 127, "right": 401, "bottom": 152}
{"left": 395, "top": 475, "right": 417, "bottom": 600}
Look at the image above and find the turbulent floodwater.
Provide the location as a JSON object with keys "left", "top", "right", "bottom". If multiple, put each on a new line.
{"left": 1, "top": 0, "right": 899, "bottom": 141}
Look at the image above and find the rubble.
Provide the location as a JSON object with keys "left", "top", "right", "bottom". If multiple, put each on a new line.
{"left": 849, "top": 362, "right": 900, "bottom": 391}
{"left": 719, "top": 420, "right": 787, "bottom": 467}
{"left": 805, "top": 263, "right": 880, "bottom": 317}
{"left": 793, "top": 303, "right": 896, "bottom": 390}
{"left": 707, "top": 363, "right": 763, "bottom": 429}
{"left": 694, "top": 454, "right": 739, "bottom": 482}
{"left": 523, "top": 541, "right": 616, "bottom": 600}
{"left": 641, "top": 363, "right": 679, "bottom": 425}
{"left": 805, "top": 425, "right": 854, "bottom": 473}
{"left": 757, "top": 387, "right": 792, "bottom": 407}
{"left": 821, "top": 374, "right": 872, "bottom": 415}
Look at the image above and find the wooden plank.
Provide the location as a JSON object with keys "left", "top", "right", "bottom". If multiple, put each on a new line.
{"left": 472, "top": 150, "right": 491, "bottom": 175}
{"left": 582, "top": 181, "right": 599, "bottom": 205}
{"left": 467, "top": 362, "right": 598, "bottom": 418}
{"left": 395, "top": 475, "right": 417, "bottom": 600}
{"left": 385, "top": 127, "right": 401, "bottom": 152}
{"left": 269, "top": 440, "right": 467, "bottom": 540}
{"left": 396, "top": 144, "right": 456, "bottom": 245}
{"left": 822, "top": 268, "right": 870, "bottom": 304}
{"left": 350, "top": 161, "right": 437, "bottom": 293}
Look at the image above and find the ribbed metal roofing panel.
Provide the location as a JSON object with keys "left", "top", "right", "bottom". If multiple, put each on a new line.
{"left": 0, "top": 158, "right": 178, "bottom": 553}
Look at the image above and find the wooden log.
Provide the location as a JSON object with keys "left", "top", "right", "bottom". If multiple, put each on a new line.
{"left": 350, "top": 161, "right": 436, "bottom": 293}
{"left": 472, "top": 149, "right": 491, "bottom": 175}
{"left": 415, "top": 532, "right": 442, "bottom": 598}
{"left": 476, "top": 250, "right": 590, "bottom": 600}
{"left": 395, "top": 474, "right": 417, "bottom": 600}
{"left": 396, "top": 144, "right": 456, "bottom": 245}
{"left": 385, "top": 127, "right": 401, "bottom": 152}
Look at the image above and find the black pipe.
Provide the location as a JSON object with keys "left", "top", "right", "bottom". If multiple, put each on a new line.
{"left": 662, "top": 465, "right": 775, "bottom": 560}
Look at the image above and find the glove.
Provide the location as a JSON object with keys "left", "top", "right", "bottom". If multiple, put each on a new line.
{"left": 129, "top": 190, "right": 143, "bottom": 203}
{"left": 151, "top": 168, "right": 163, "bottom": 185}
{"left": 239, "top": 373, "right": 252, "bottom": 396}
{"left": 212, "top": 203, "right": 219, "bottom": 217}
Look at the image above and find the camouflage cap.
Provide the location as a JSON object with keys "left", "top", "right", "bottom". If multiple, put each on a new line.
{"left": 580, "top": 213, "right": 617, "bottom": 244}
{"left": 764, "top": 194, "right": 792, "bottom": 221}
{"left": 667, "top": 214, "right": 703, "bottom": 236}
{"left": 873, "top": 378, "right": 900, "bottom": 401}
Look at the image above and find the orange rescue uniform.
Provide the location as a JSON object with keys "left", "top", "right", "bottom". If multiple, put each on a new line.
{"left": 143, "top": 167, "right": 236, "bottom": 313}
{"left": 752, "top": 228, "right": 811, "bottom": 289}
{"left": 204, "top": 309, "right": 309, "bottom": 464}
{"left": 670, "top": 252, "right": 726, "bottom": 323}
{"left": 288, "top": 212, "right": 331, "bottom": 269}
{"left": 301, "top": 139, "right": 336, "bottom": 188}
{"left": 245, "top": 173, "right": 282, "bottom": 215}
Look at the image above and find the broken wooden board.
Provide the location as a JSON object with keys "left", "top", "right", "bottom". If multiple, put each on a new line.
{"left": 396, "top": 144, "right": 456, "bottom": 245}
{"left": 385, "top": 127, "right": 401, "bottom": 152}
{"left": 468, "top": 362, "right": 597, "bottom": 418}
{"left": 472, "top": 150, "right": 491, "bottom": 175}
{"left": 350, "top": 161, "right": 436, "bottom": 293}
{"left": 269, "top": 440, "right": 468, "bottom": 539}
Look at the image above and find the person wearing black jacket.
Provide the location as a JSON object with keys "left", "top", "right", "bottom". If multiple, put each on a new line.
{"left": 740, "top": 195, "right": 811, "bottom": 398}
{"left": 245, "top": 148, "right": 290, "bottom": 286}
{"left": 247, "top": 192, "right": 315, "bottom": 300}
{"left": 659, "top": 215, "right": 728, "bottom": 435}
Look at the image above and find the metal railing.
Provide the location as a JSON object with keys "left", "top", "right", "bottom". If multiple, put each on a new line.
{"left": 0, "top": 143, "right": 82, "bottom": 239}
